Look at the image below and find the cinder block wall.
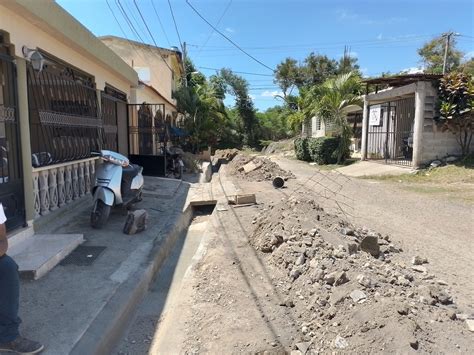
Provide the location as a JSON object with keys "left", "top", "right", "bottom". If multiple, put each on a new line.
{"left": 421, "top": 82, "right": 461, "bottom": 163}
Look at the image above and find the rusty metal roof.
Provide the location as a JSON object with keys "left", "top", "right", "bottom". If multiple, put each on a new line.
{"left": 363, "top": 73, "right": 443, "bottom": 87}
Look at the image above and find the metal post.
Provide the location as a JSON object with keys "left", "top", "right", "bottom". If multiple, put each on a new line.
{"left": 361, "top": 96, "right": 369, "bottom": 160}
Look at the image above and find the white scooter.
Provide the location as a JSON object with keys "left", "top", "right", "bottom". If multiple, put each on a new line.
{"left": 91, "top": 150, "right": 144, "bottom": 229}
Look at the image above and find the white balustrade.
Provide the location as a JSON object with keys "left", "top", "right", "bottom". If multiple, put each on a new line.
{"left": 32, "top": 158, "right": 99, "bottom": 218}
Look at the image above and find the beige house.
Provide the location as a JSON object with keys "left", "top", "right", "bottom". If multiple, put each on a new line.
{"left": 100, "top": 36, "right": 184, "bottom": 125}
{"left": 0, "top": 0, "right": 138, "bottom": 233}
{"left": 361, "top": 74, "right": 459, "bottom": 168}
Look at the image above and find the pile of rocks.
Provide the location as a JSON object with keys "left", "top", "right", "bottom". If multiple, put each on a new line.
{"left": 213, "top": 149, "right": 240, "bottom": 161}
{"left": 228, "top": 154, "right": 295, "bottom": 182}
{"left": 249, "top": 192, "right": 472, "bottom": 353}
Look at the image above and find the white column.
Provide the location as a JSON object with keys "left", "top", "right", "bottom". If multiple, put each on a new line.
{"left": 412, "top": 82, "right": 426, "bottom": 168}
{"left": 360, "top": 96, "right": 369, "bottom": 160}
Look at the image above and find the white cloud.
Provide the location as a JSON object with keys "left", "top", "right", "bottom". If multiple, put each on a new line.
{"left": 336, "top": 9, "right": 406, "bottom": 25}
{"left": 360, "top": 17, "right": 407, "bottom": 25}
{"left": 400, "top": 66, "right": 425, "bottom": 74}
{"left": 225, "top": 27, "right": 235, "bottom": 33}
{"left": 336, "top": 9, "right": 358, "bottom": 21}
{"left": 377, "top": 33, "right": 383, "bottom": 40}
{"left": 249, "top": 94, "right": 256, "bottom": 100}
{"left": 261, "top": 90, "right": 283, "bottom": 98}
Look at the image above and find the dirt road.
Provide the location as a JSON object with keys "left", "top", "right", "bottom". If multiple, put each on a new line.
{"left": 272, "top": 156, "right": 474, "bottom": 311}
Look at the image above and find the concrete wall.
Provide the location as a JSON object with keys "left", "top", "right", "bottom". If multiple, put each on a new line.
{"left": 100, "top": 37, "right": 181, "bottom": 106}
{"left": 0, "top": 2, "right": 137, "bottom": 92}
{"left": 420, "top": 82, "right": 461, "bottom": 162}
{"left": 137, "top": 86, "right": 176, "bottom": 117}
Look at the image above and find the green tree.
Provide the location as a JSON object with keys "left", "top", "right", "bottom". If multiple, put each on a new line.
{"left": 310, "top": 72, "right": 363, "bottom": 163}
{"left": 302, "top": 53, "right": 339, "bottom": 86}
{"left": 274, "top": 58, "right": 301, "bottom": 100}
{"left": 418, "top": 35, "right": 463, "bottom": 74}
{"left": 437, "top": 72, "right": 473, "bottom": 156}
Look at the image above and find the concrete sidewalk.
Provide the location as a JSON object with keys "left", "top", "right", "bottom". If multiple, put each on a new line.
{"left": 336, "top": 160, "right": 413, "bottom": 177}
{"left": 12, "top": 176, "right": 192, "bottom": 355}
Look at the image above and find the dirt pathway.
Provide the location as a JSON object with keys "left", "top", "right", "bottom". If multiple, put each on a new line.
{"left": 271, "top": 157, "right": 474, "bottom": 312}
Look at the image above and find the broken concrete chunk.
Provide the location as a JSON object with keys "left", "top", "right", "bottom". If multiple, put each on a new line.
{"left": 341, "top": 227, "right": 354, "bottom": 236}
{"left": 123, "top": 209, "right": 148, "bottom": 235}
{"left": 360, "top": 236, "right": 380, "bottom": 257}
{"left": 357, "top": 274, "right": 377, "bottom": 288}
{"left": 242, "top": 161, "right": 263, "bottom": 173}
{"left": 412, "top": 255, "right": 428, "bottom": 265}
{"left": 350, "top": 289, "right": 367, "bottom": 303}
{"left": 411, "top": 265, "right": 427, "bottom": 273}
{"left": 334, "top": 335, "right": 348, "bottom": 349}
{"left": 229, "top": 194, "right": 257, "bottom": 205}
{"left": 295, "top": 342, "right": 310, "bottom": 354}
{"left": 346, "top": 242, "right": 359, "bottom": 255}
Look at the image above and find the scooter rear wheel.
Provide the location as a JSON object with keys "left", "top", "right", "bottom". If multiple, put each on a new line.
{"left": 91, "top": 200, "right": 111, "bottom": 229}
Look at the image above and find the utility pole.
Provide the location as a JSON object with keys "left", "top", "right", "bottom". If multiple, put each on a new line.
{"left": 182, "top": 41, "right": 187, "bottom": 87}
{"left": 442, "top": 32, "right": 459, "bottom": 74}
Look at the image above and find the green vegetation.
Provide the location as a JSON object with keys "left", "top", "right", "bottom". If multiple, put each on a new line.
{"left": 307, "top": 137, "right": 344, "bottom": 165}
{"left": 436, "top": 72, "right": 473, "bottom": 156}
{"left": 294, "top": 137, "right": 310, "bottom": 161}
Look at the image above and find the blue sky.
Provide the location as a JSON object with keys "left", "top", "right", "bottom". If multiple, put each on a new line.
{"left": 57, "top": 0, "right": 474, "bottom": 111}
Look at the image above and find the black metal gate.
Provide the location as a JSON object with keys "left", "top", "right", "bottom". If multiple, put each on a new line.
{"left": 128, "top": 103, "right": 167, "bottom": 176}
{"left": 367, "top": 96, "right": 415, "bottom": 166}
{"left": 0, "top": 53, "right": 25, "bottom": 231}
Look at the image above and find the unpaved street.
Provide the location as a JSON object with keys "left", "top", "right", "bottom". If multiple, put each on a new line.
{"left": 272, "top": 156, "right": 474, "bottom": 311}
{"left": 116, "top": 155, "right": 473, "bottom": 354}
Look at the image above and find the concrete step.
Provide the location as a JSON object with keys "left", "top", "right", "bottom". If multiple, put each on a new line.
{"left": 8, "top": 233, "right": 84, "bottom": 280}
{"left": 7, "top": 225, "right": 35, "bottom": 249}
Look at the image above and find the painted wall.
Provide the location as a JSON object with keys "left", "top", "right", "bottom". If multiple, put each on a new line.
{"left": 136, "top": 86, "right": 176, "bottom": 117}
{"left": 0, "top": 4, "right": 134, "bottom": 93}
{"left": 101, "top": 37, "right": 181, "bottom": 105}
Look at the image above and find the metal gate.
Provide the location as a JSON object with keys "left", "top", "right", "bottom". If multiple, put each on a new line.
{"left": 367, "top": 96, "right": 415, "bottom": 166}
{"left": 128, "top": 103, "right": 167, "bottom": 176}
{"left": 0, "top": 53, "right": 25, "bottom": 231}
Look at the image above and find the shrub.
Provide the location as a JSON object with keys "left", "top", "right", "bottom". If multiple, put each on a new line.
{"left": 307, "top": 136, "right": 348, "bottom": 164}
{"left": 294, "top": 137, "right": 311, "bottom": 161}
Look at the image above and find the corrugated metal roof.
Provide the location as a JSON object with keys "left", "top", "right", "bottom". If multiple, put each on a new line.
{"left": 363, "top": 74, "right": 443, "bottom": 87}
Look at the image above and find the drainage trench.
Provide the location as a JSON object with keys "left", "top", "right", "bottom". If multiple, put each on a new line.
{"left": 114, "top": 203, "right": 216, "bottom": 354}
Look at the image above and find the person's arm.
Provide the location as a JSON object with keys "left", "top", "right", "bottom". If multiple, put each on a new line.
{"left": 0, "top": 204, "right": 7, "bottom": 256}
{"left": 0, "top": 223, "right": 7, "bottom": 256}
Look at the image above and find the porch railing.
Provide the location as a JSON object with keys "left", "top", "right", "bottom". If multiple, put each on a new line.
{"left": 32, "top": 157, "right": 98, "bottom": 218}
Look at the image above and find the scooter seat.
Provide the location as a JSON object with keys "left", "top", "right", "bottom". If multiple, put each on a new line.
{"left": 122, "top": 164, "right": 140, "bottom": 181}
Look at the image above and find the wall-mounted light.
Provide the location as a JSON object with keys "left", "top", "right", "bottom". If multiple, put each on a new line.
{"left": 22, "top": 46, "right": 45, "bottom": 72}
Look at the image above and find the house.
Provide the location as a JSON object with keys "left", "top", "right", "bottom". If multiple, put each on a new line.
{"left": 0, "top": 0, "right": 139, "bottom": 233}
{"left": 360, "top": 74, "right": 457, "bottom": 168}
{"left": 99, "top": 36, "right": 186, "bottom": 155}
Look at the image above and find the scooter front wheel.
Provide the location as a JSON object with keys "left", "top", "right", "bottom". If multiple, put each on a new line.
{"left": 91, "top": 200, "right": 111, "bottom": 229}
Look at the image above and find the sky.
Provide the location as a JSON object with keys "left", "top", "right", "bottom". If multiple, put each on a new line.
{"left": 57, "top": 0, "right": 474, "bottom": 111}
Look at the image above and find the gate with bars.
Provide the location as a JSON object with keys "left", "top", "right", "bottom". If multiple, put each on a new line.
{"left": 0, "top": 50, "right": 25, "bottom": 231}
{"left": 366, "top": 96, "right": 415, "bottom": 166}
{"left": 127, "top": 103, "right": 167, "bottom": 176}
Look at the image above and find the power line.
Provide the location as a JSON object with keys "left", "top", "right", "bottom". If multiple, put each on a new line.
{"left": 106, "top": 0, "right": 147, "bottom": 64}
{"left": 167, "top": 0, "right": 183, "bottom": 51}
{"left": 198, "top": 66, "right": 274, "bottom": 77}
{"left": 186, "top": 0, "right": 275, "bottom": 72}
{"left": 132, "top": 0, "right": 174, "bottom": 72}
{"left": 195, "top": 0, "right": 233, "bottom": 59}
{"left": 150, "top": 0, "right": 171, "bottom": 47}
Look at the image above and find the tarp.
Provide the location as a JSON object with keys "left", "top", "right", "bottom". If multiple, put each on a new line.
{"left": 169, "top": 126, "right": 188, "bottom": 137}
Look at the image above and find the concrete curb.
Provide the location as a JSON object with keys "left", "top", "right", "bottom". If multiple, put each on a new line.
{"left": 70, "top": 204, "right": 194, "bottom": 355}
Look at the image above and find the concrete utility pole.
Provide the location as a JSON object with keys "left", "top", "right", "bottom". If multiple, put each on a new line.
{"left": 442, "top": 32, "right": 459, "bottom": 74}
{"left": 182, "top": 41, "right": 187, "bottom": 87}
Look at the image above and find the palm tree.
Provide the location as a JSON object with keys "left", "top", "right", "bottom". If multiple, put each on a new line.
{"left": 310, "top": 71, "right": 362, "bottom": 163}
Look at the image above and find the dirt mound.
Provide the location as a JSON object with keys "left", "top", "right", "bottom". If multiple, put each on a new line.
{"left": 213, "top": 149, "right": 240, "bottom": 161}
{"left": 262, "top": 139, "right": 296, "bottom": 157}
{"left": 228, "top": 154, "right": 295, "bottom": 182}
{"left": 249, "top": 191, "right": 471, "bottom": 353}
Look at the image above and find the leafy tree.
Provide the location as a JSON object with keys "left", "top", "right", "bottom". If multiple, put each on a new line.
{"left": 418, "top": 35, "right": 463, "bottom": 74}
{"left": 302, "top": 53, "right": 339, "bottom": 86}
{"left": 310, "top": 72, "right": 363, "bottom": 163}
{"left": 274, "top": 58, "right": 301, "bottom": 100}
{"left": 437, "top": 72, "right": 473, "bottom": 156}
{"left": 460, "top": 58, "right": 474, "bottom": 76}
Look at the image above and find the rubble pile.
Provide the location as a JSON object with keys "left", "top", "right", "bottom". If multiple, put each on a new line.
{"left": 250, "top": 192, "right": 471, "bottom": 353}
{"left": 228, "top": 154, "right": 295, "bottom": 182}
{"left": 213, "top": 149, "right": 240, "bottom": 161}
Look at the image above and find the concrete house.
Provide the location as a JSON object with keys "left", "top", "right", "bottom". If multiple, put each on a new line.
{"left": 360, "top": 74, "right": 459, "bottom": 168}
{"left": 0, "top": 0, "right": 139, "bottom": 237}
{"left": 100, "top": 36, "right": 186, "bottom": 156}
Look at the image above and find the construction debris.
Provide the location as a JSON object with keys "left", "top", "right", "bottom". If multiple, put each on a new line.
{"left": 228, "top": 154, "right": 295, "bottom": 182}
{"left": 123, "top": 209, "right": 148, "bottom": 235}
{"left": 248, "top": 191, "right": 467, "bottom": 353}
{"left": 228, "top": 194, "right": 257, "bottom": 205}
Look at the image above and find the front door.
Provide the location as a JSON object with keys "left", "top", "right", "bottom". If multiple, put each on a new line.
{"left": 0, "top": 51, "right": 25, "bottom": 231}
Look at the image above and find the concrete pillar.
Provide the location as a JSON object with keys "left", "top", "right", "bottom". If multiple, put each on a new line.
{"left": 360, "top": 96, "right": 369, "bottom": 160}
{"left": 412, "top": 82, "right": 426, "bottom": 168}
{"left": 16, "top": 58, "right": 35, "bottom": 225}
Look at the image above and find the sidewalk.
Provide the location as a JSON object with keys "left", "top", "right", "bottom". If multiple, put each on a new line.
{"left": 13, "top": 176, "right": 191, "bottom": 355}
